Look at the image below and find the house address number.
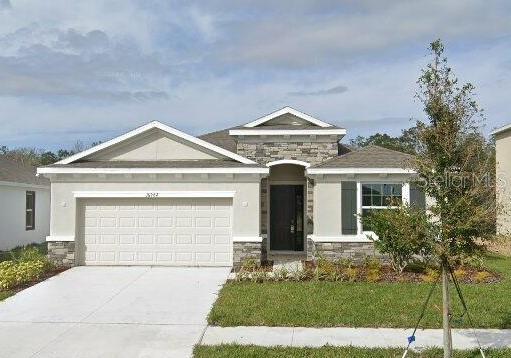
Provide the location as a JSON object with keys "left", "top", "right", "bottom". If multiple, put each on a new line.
{"left": 146, "top": 192, "right": 159, "bottom": 198}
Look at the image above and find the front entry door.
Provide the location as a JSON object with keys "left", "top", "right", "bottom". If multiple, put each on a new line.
{"left": 270, "top": 185, "right": 304, "bottom": 251}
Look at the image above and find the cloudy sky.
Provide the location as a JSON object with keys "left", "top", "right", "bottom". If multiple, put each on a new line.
{"left": 0, "top": 0, "right": 510, "bottom": 150}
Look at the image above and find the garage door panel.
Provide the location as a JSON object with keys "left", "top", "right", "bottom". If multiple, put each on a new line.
{"left": 80, "top": 198, "right": 232, "bottom": 266}
{"left": 157, "top": 217, "right": 173, "bottom": 227}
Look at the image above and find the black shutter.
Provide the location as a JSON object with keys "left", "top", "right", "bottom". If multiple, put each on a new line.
{"left": 409, "top": 184, "right": 426, "bottom": 209}
{"left": 342, "top": 181, "right": 357, "bottom": 235}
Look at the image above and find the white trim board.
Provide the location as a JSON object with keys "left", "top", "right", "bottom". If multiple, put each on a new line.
{"left": 46, "top": 236, "right": 75, "bottom": 242}
{"left": 266, "top": 159, "right": 311, "bottom": 168}
{"left": 308, "top": 233, "right": 377, "bottom": 243}
{"left": 0, "top": 181, "right": 49, "bottom": 190}
{"left": 73, "top": 190, "right": 236, "bottom": 198}
{"left": 229, "top": 129, "right": 346, "bottom": 136}
{"left": 55, "top": 121, "right": 256, "bottom": 165}
{"left": 491, "top": 123, "right": 511, "bottom": 135}
{"left": 37, "top": 167, "right": 269, "bottom": 175}
{"left": 307, "top": 168, "right": 415, "bottom": 175}
{"left": 243, "top": 107, "right": 333, "bottom": 128}
{"left": 233, "top": 236, "right": 263, "bottom": 243}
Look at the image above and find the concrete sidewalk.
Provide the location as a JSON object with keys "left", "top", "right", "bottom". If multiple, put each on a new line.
{"left": 201, "top": 326, "right": 511, "bottom": 350}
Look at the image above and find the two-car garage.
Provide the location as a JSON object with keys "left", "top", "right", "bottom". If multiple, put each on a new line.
{"left": 76, "top": 197, "right": 233, "bottom": 266}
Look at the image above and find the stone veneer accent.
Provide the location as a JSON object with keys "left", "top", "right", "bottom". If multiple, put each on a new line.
{"left": 48, "top": 241, "right": 75, "bottom": 267}
{"left": 311, "top": 241, "right": 380, "bottom": 263}
{"left": 237, "top": 141, "right": 338, "bottom": 166}
{"left": 237, "top": 139, "right": 339, "bottom": 258}
{"left": 233, "top": 241, "right": 262, "bottom": 269}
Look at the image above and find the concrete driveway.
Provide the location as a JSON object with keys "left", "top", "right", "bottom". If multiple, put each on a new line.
{"left": 0, "top": 266, "right": 230, "bottom": 358}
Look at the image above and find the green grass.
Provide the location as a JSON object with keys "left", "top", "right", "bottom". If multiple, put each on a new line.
{"left": 208, "top": 255, "right": 511, "bottom": 328}
{"left": 194, "top": 345, "right": 511, "bottom": 358}
{"left": 0, "top": 290, "right": 13, "bottom": 301}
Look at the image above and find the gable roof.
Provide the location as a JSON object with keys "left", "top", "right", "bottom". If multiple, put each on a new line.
{"left": 243, "top": 106, "right": 334, "bottom": 128}
{"left": 309, "top": 145, "right": 414, "bottom": 171}
{"left": 0, "top": 157, "right": 49, "bottom": 186}
{"left": 56, "top": 121, "right": 256, "bottom": 165}
{"left": 199, "top": 128, "right": 237, "bottom": 152}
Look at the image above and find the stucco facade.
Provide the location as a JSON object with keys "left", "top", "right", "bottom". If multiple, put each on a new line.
{"left": 0, "top": 183, "right": 50, "bottom": 251}
{"left": 495, "top": 128, "right": 511, "bottom": 234}
{"left": 40, "top": 107, "right": 418, "bottom": 267}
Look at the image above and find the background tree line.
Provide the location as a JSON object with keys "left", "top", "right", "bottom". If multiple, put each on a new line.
{"left": 0, "top": 141, "right": 101, "bottom": 167}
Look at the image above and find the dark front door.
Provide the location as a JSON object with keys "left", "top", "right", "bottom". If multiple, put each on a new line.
{"left": 270, "top": 185, "right": 304, "bottom": 251}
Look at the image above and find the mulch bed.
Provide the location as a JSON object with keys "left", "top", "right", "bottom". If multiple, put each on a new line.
{"left": 233, "top": 260, "right": 501, "bottom": 284}
{"left": 303, "top": 261, "right": 501, "bottom": 284}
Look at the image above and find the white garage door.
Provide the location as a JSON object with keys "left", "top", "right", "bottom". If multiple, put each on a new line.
{"left": 79, "top": 197, "right": 232, "bottom": 266}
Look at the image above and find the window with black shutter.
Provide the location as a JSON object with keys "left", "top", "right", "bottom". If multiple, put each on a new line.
{"left": 26, "top": 191, "right": 35, "bottom": 230}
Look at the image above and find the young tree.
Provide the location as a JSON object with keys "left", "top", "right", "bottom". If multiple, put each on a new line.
{"left": 414, "top": 39, "right": 496, "bottom": 357}
{"left": 362, "top": 205, "right": 434, "bottom": 273}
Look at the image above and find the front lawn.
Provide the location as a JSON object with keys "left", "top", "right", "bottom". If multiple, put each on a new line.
{"left": 208, "top": 255, "right": 511, "bottom": 328}
{"left": 194, "top": 345, "right": 511, "bottom": 358}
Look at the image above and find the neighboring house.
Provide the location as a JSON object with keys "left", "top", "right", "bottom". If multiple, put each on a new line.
{"left": 0, "top": 157, "right": 50, "bottom": 251}
{"left": 37, "top": 107, "right": 423, "bottom": 267}
{"left": 492, "top": 123, "right": 511, "bottom": 235}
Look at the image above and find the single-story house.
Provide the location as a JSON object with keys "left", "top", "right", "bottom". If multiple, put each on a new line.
{"left": 0, "top": 157, "right": 50, "bottom": 251}
{"left": 37, "top": 107, "right": 424, "bottom": 267}
{"left": 492, "top": 123, "right": 511, "bottom": 235}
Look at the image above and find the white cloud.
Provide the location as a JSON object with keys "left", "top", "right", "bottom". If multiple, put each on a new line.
{"left": 0, "top": 25, "right": 171, "bottom": 101}
{"left": 213, "top": 0, "right": 511, "bottom": 67}
{"left": 288, "top": 85, "right": 348, "bottom": 96}
{"left": 0, "top": 0, "right": 510, "bottom": 149}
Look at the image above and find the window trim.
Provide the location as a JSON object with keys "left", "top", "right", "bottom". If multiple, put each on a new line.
{"left": 361, "top": 183, "right": 403, "bottom": 209}
{"left": 356, "top": 181, "right": 409, "bottom": 235}
{"left": 26, "top": 190, "right": 35, "bottom": 231}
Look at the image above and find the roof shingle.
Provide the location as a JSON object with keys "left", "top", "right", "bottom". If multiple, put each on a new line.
{"left": 311, "top": 145, "right": 413, "bottom": 169}
{"left": 0, "top": 157, "right": 50, "bottom": 186}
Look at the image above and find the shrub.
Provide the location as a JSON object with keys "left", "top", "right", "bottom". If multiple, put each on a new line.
{"left": 0, "top": 246, "right": 54, "bottom": 290}
{"left": 366, "top": 269, "right": 381, "bottom": 283}
{"left": 474, "top": 271, "right": 492, "bottom": 283}
{"left": 421, "top": 268, "right": 440, "bottom": 283}
{"left": 457, "top": 253, "right": 486, "bottom": 270}
{"left": 0, "top": 261, "right": 17, "bottom": 289}
{"left": 0, "top": 259, "right": 46, "bottom": 290}
{"left": 344, "top": 267, "right": 358, "bottom": 282}
{"left": 362, "top": 205, "right": 434, "bottom": 273}
{"left": 240, "top": 258, "right": 258, "bottom": 272}
{"left": 315, "top": 257, "right": 339, "bottom": 281}
{"left": 4, "top": 243, "right": 47, "bottom": 263}
{"left": 453, "top": 268, "right": 467, "bottom": 281}
{"left": 364, "top": 257, "right": 382, "bottom": 271}
{"left": 21, "top": 247, "right": 44, "bottom": 261}
{"left": 250, "top": 269, "right": 269, "bottom": 283}
{"left": 288, "top": 266, "right": 309, "bottom": 281}
{"left": 273, "top": 267, "right": 289, "bottom": 281}
{"left": 336, "top": 258, "right": 354, "bottom": 270}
